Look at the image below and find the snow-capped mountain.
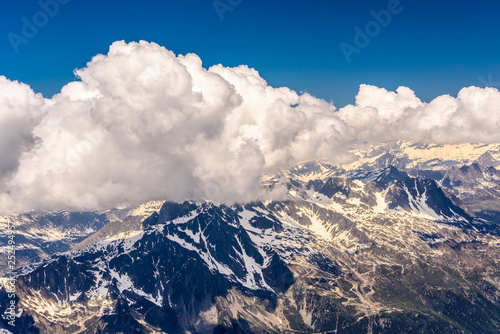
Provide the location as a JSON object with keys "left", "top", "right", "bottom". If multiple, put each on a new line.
{"left": 342, "top": 141, "right": 500, "bottom": 217}
{"left": 2, "top": 161, "right": 500, "bottom": 333}
{"left": 0, "top": 211, "right": 109, "bottom": 277}
{"left": 0, "top": 201, "right": 165, "bottom": 277}
{"left": 343, "top": 141, "right": 500, "bottom": 171}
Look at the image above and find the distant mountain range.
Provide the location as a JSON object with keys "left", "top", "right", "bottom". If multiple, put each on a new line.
{"left": 1, "top": 142, "right": 500, "bottom": 333}
{"left": 342, "top": 141, "right": 500, "bottom": 214}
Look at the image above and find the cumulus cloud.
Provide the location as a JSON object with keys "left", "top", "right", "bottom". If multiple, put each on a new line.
{"left": 337, "top": 84, "right": 500, "bottom": 144}
{"left": 0, "top": 40, "right": 499, "bottom": 213}
{"left": 0, "top": 77, "right": 45, "bottom": 186}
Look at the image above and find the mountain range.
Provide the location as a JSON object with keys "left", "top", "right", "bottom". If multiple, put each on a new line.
{"left": 1, "top": 141, "right": 500, "bottom": 333}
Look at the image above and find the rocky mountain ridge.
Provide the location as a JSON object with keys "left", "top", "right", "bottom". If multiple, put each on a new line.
{"left": 2, "top": 160, "right": 500, "bottom": 333}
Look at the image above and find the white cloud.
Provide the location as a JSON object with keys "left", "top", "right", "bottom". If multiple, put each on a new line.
{"left": 337, "top": 84, "right": 500, "bottom": 144}
{"left": 0, "top": 76, "right": 45, "bottom": 186}
{"left": 0, "top": 40, "right": 499, "bottom": 213}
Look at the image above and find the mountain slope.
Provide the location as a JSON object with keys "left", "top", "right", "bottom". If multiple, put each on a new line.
{"left": 2, "top": 167, "right": 500, "bottom": 333}
{"left": 341, "top": 141, "right": 500, "bottom": 214}
{"left": 0, "top": 211, "right": 110, "bottom": 277}
{"left": 2, "top": 148, "right": 500, "bottom": 333}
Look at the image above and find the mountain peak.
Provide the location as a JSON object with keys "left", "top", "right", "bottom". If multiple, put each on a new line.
{"left": 346, "top": 165, "right": 409, "bottom": 184}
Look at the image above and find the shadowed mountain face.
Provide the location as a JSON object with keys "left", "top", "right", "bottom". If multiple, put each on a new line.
{"left": 2, "top": 162, "right": 500, "bottom": 333}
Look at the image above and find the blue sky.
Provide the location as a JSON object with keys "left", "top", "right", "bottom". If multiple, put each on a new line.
{"left": 1, "top": 0, "right": 499, "bottom": 107}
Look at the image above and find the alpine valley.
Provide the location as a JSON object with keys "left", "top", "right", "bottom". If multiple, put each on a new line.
{"left": 1, "top": 141, "right": 500, "bottom": 334}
